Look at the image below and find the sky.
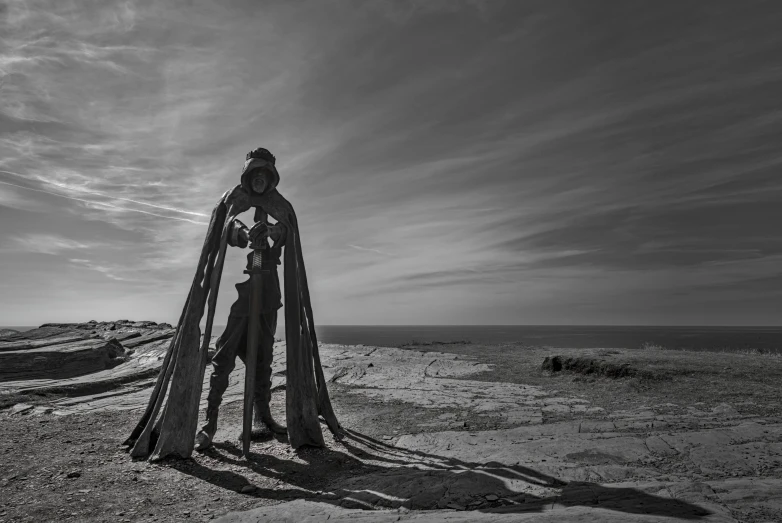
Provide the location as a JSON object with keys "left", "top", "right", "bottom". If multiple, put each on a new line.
{"left": 1, "top": 0, "right": 781, "bottom": 326}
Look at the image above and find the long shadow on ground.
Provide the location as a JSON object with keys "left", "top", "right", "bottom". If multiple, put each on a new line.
{"left": 168, "top": 427, "right": 712, "bottom": 519}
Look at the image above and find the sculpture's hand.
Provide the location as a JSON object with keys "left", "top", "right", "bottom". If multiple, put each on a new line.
{"left": 228, "top": 219, "right": 250, "bottom": 249}
{"left": 236, "top": 225, "right": 250, "bottom": 246}
{"left": 248, "top": 221, "right": 286, "bottom": 246}
{"left": 268, "top": 222, "right": 287, "bottom": 244}
{"left": 248, "top": 221, "right": 269, "bottom": 246}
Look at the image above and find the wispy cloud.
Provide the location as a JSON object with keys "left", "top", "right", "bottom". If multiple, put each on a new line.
{"left": 7, "top": 233, "right": 100, "bottom": 255}
{"left": 0, "top": 178, "right": 209, "bottom": 225}
{"left": 68, "top": 258, "right": 127, "bottom": 281}
{"left": 347, "top": 244, "right": 392, "bottom": 256}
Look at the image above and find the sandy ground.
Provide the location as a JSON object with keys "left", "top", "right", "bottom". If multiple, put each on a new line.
{"left": 1, "top": 329, "right": 781, "bottom": 522}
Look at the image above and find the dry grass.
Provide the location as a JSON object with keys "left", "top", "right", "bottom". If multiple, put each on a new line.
{"left": 640, "top": 340, "right": 782, "bottom": 358}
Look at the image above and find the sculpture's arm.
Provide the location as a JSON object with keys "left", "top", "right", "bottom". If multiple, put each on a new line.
{"left": 227, "top": 218, "right": 250, "bottom": 248}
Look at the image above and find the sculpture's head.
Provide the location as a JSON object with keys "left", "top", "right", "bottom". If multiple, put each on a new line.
{"left": 241, "top": 147, "right": 279, "bottom": 196}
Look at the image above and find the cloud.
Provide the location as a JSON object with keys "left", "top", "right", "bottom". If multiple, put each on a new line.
{"left": 68, "top": 258, "right": 127, "bottom": 281}
{"left": 347, "top": 244, "right": 392, "bottom": 256}
{"left": 0, "top": 178, "right": 209, "bottom": 225}
{"left": 0, "top": 182, "right": 49, "bottom": 212}
{"left": 6, "top": 233, "right": 99, "bottom": 255}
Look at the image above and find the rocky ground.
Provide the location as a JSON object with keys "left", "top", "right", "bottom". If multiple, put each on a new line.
{"left": 1, "top": 322, "right": 781, "bottom": 522}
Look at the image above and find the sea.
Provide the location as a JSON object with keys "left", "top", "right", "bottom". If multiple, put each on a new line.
{"left": 5, "top": 324, "right": 781, "bottom": 353}
{"left": 304, "top": 325, "right": 782, "bottom": 353}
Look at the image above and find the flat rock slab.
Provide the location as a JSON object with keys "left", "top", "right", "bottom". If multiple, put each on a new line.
{"left": 214, "top": 497, "right": 734, "bottom": 522}
{"left": 395, "top": 420, "right": 782, "bottom": 482}
{"left": 122, "top": 329, "right": 176, "bottom": 348}
{"left": 0, "top": 337, "right": 126, "bottom": 381}
{"left": 708, "top": 477, "right": 782, "bottom": 514}
{"left": 318, "top": 345, "right": 599, "bottom": 424}
{"left": 0, "top": 332, "right": 91, "bottom": 352}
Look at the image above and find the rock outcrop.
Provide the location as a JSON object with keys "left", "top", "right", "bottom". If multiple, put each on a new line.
{"left": 541, "top": 355, "right": 660, "bottom": 380}
{"left": 0, "top": 321, "right": 175, "bottom": 383}
{"left": 0, "top": 337, "right": 126, "bottom": 381}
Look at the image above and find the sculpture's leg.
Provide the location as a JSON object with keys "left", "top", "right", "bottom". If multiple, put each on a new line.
{"left": 254, "top": 311, "right": 286, "bottom": 434}
{"left": 195, "top": 317, "right": 246, "bottom": 451}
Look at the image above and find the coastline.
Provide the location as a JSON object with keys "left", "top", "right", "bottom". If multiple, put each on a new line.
{"left": 7, "top": 324, "right": 782, "bottom": 352}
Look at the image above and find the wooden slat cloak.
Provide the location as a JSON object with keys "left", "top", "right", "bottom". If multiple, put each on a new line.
{"left": 124, "top": 186, "right": 340, "bottom": 460}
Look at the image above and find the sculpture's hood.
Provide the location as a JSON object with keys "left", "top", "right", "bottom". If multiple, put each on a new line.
{"left": 240, "top": 158, "right": 280, "bottom": 194}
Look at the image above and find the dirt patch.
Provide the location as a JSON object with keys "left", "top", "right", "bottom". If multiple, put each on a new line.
{"left": 0, "top": 395, "right": 363, "bottom": 523}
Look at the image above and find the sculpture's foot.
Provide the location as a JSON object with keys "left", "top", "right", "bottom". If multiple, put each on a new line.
{"left": 194, "top": 429, "right": 214, "bottom": 451}
{"left": 248, "top": 426, "right": 272, "bottom": 441}
{"left": 262, "top": 417, "right": 287, "bottom": 435}
{"left": 254, "top": 400, "right": 287, "bottom": 435}
{"left": 195, "top": 407, "right": 219, "bottom": 451}
{"left": 243, "top": 418, "right": 286, "bottom": 441}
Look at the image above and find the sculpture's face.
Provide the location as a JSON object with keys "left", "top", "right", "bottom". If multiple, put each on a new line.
{"left": 251, "top": 173, "right": 267, "bottom": 195}
{"left": 248, "top": 160, "right": 276, "bottom": 195}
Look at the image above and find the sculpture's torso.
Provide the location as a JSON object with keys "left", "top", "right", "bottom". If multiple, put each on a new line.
{"left": 229, "top": 241, "right": 283, "bottom": 316}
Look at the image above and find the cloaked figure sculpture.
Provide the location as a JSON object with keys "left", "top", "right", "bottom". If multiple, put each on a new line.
{"left": 124, "top": 147, "right": 341, "bottom": 460}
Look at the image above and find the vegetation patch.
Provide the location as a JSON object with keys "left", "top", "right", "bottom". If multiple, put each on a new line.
{"left": 542, "top": 355, "right": 663, "bottom": 380}
{"left": 400, "top": 340, "right": 471, "bottom": 347}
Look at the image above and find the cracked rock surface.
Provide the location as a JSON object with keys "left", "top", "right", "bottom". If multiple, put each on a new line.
{"left": 1, "top": 324, "right": 781, "bottom": 522}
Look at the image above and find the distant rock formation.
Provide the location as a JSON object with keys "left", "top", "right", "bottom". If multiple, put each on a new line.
{"left": 0, "top": 321, "right": 175, "bottom": 382}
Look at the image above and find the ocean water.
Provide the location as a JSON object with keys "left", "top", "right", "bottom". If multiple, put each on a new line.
{"left": 259, "top": 325, "right": 782, "bottom": 353}
{"left": 5, "top": 325, "right": 782, "bottom": 353}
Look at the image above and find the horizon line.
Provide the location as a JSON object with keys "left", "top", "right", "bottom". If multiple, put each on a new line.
{"left": 3, "top": 323, "right": 782, "bottom": 329}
